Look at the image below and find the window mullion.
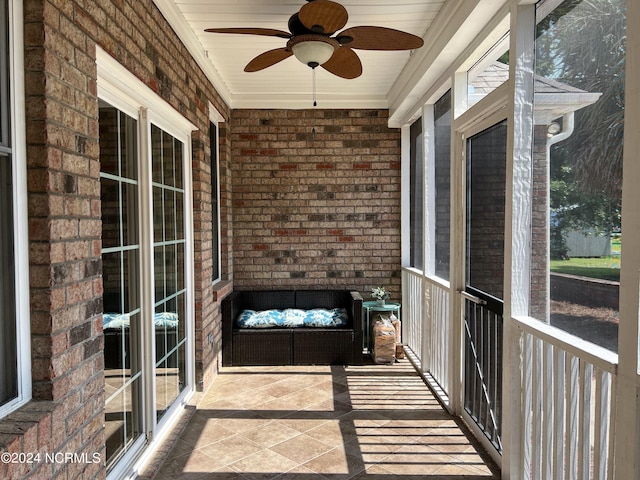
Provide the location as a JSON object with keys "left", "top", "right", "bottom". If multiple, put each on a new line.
{"left": 137, "top": 106, "right": 157, "bottom": 436}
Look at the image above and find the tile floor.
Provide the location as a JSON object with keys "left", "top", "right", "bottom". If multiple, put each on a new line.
{"left": 152, "top": 360, "right": 500, "bottom": 479}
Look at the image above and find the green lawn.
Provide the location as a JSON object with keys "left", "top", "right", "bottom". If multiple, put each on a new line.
{"left": 550, "top": 256, "right": 620, "bottom": 282}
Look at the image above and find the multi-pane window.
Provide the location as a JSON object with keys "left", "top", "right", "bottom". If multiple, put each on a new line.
{"left": 98, "top": 48, "right": 195, "bottom": 474}
{"left": 0, "top": 0, "right": 28, "bottom": 417}
{"left": 409, "top": 117, "right": 424, "bottom": 271}
{"left": 210, "top": 121, "right": 220, "bottom": 283}
{"left": 532, "top": 0, "right": 626, "bottom": 352}
{"left": 0, "top": 136, "right": 17, "bottom": 410}
{"left": 151, "top": 125, "right": 187, "bottom": 422}
{"left": 100, "top": 103, "right": 143, "bottom": 466}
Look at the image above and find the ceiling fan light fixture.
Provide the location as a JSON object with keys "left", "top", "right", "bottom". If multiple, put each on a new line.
{"left": 290, "top": 36, "right": 336, "bottom": 68}
{"left": 206, "top": 1, "right": 425, "bottom": 78}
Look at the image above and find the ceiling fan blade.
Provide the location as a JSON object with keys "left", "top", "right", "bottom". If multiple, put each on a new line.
{"left": 205, "top": 27, "right": 291, "bottom": 39}
{"left": 321, "top": 47, "right": 362, "bottom": 79}
{"left": 299, "top": 0, "right": 348, "bottom": 35}
{"left": 337, "top": 26, "right": 424, "bottom": 51}
{"left": 244, "top": 48, "right": 293, "bottom": 72}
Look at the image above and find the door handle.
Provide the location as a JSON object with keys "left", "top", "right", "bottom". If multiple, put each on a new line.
{"left": 458, "top": 290, "right": 487, "bottom": 305}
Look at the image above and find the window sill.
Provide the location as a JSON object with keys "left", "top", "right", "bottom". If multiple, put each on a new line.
{"left": 211, "top": 280, "right": 233, "bottom": 302}
{"left": 0, "top": 401, "right": 62, "bottom": 474}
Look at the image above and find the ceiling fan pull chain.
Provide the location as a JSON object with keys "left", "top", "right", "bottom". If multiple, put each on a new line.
{"left": 312, "top": 66, "right": 317, "bottom": 107}
{"left": 312, "top": 67, "right": 317, "bottom": 138}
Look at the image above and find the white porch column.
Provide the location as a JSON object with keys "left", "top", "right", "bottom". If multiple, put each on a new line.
{"left": 502, "top": 1, "right": 536, "bottom": 478}
{"left": 448, "top": 71, "right": 468, "bottom": 416}
{"left": 614, "top": 0, "right": 640, "bottom": 477}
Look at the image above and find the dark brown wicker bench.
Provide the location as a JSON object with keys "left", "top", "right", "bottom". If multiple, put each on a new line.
{"left": 221, "top": 290, "right": 363, "bottom": 366}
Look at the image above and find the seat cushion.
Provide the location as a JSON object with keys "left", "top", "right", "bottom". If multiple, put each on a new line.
{"left": 236, "top": 308, "right": 349, "bottom": 328}
{"left": 301, "top": 308, "right": 349, "bottom": 327}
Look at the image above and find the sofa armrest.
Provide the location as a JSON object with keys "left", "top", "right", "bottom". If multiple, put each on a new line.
{"left": 221, "top": 291, "right": 242, "bottom": 366}
{"left": 350, "top": 291, "right": 364, "bottom": 364}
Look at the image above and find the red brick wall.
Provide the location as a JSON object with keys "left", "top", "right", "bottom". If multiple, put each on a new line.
{"left": 0, "top": 0, "right": 230, "bottom": 478}
{"left": 229, "top": 109, "right": 402, "bottom": 300}
{"left": 531, "top": 124, "right": 550, "bottom": 319}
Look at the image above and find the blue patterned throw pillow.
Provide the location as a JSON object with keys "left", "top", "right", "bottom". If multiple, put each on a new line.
{"left": 236, "top": 308, "right": 349, "bottom": 328}
{"left": 104, "top": 312, "right": 179, "bottom": 329}
{"left": 303, "top": 308, "right": 349, "bottom": 327}
{"left": 103, "top": 313, "right": 130, "bottom": 329}
{"left": 237, "top": 309, "right": 285, "bottom": 328}
{"left": 282, "top": 309, "right": 307, "bottom": 327}
{"left": 154, "top": 312, "right": 179, "bottom": 328}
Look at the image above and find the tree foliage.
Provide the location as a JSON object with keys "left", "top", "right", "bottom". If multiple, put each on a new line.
{"left": 536, "top": 0, "right": 625, "bottom": 256}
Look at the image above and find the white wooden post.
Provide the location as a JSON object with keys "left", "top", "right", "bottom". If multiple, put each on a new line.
{"left": 613, "top": 0, "right": 640, "bottom": 477}
{"left": 448, "top": 70, "right": 468, "bottom": 416}
{"left": 400, "top": 124, "right": 411, "bottom": 268}
{"left": 502, "top": 1, "right": 537, "bottom": 478}
{"left": 423, "top": 103, "right": 436, "bottom": 278}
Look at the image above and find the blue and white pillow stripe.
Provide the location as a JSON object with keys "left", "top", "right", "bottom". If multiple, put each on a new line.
{"left": 236, "top": 308, "right": 349, "bottom": 328}
{"left": 103, "top": 312, "right": 179, "bottom": 329}
{"left": 236, "top": 309, "right": 282, "bottom": 328}
{"left": 302, "top": 308, "right": 349, "bottom": 327}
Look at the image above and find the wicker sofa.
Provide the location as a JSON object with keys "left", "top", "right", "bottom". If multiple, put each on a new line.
{"left": 222, "top": 289, "right": 363, "bottom": 366}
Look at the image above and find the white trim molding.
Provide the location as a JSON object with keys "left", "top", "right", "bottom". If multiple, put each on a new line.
{"left": 97, "top": 48, "right": 197, "bottom": 480}
{"left": 0, "top": 0, "right": 32, "bottom": 420}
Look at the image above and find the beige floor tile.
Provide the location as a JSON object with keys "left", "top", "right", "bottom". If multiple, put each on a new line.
{"left": 276, "top": 387, "right": 334, "bottom": 410}
{"left": 337, "top": 410, "right": 391, "bottom": 429}
{"left": 269, "top": 432, "right": 335, "bottom": 464}
{"left": 305, "top": 396, "right": 353, "bottom": 414}
{"left": 255, "top": 382, "right": 300, "bottom": 399}
{"left": 214, "top": 409, "right": 273, "bottom": 432}
{"left": 179, "top": 415, "right": 237, "bottom": 448}
{"left": 165, "top": 438, "right": 202, "bottom": 460}
{"left": 344, "top": 434, "right": 406, "bottom": 457}
{"left": 275, "top": 464, "right": 329, "bottom": 480}
{"left": 156, "top": 449, "right": 224, "bottom": 478}
{"left": 228, "top": 448, "right": 299, "bottom": 479}
{"left": 305, "top": 419, "right": 357, "bottom": 446}
{"left": 434, "top": 462, "right": 497, "bottom": 476}
{"left": 197, "top": 434, "right": 263, "bottom": 468}
{"left": 350, "top": 463, "right": 395, "bottom": 477}
{"left": 237, "top": 421, "right": 303, "bottom": 448}
{"left": 152, "top": 361, "right": 500, "bottom": 479}
{"left": 302, "top": 447, "right": 366, "bottom": 477}
{"left": 276, "top": 416, "right": 331, "bottom": 434}
{"left": 196, "top": 397, "right": 240, "bottom": 412}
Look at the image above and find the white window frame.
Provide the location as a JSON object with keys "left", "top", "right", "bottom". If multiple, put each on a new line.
{"left": 209, "top": 103, "right": 223, "bottom": 285}
{"left": 0, "top": 0, "right": 31, "bottom": 420}
{"left": 97, "top": 46, "right": 197, "bottom": 480}
{"left": 146, "top": 107, "right": 195, "bottom": 435}
{"left": 402, "top": 115, "right": 426, "bottom": 273}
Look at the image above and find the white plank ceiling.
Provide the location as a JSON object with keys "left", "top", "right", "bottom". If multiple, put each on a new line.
{"left": 164, "top": 0, "right": 446, "bottom": 109}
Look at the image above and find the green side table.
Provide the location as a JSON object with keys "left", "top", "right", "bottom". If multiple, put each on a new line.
{"left": 362, "top": 301, "right": 401, "bottom": 354}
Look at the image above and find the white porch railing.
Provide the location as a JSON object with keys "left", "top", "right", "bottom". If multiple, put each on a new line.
{"left": 402, "top": 269, "right": 619, "bottom": 478}
{"left": 402, "top": 269, "right": 423, "bottom": 363}
{"left": 514, "top": 317, "right": 618, "bottom": 480}
{"left": 402, "top": 268, "right": 451, "bottom": 404}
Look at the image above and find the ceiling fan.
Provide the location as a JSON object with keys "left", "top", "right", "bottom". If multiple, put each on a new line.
{"left": 204, "top": 0, "right": 425, "bottom": 80}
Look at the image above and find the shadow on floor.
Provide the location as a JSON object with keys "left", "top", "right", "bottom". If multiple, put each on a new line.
{"left": 150, "top": 361, "right": 500, "bottom": 480}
